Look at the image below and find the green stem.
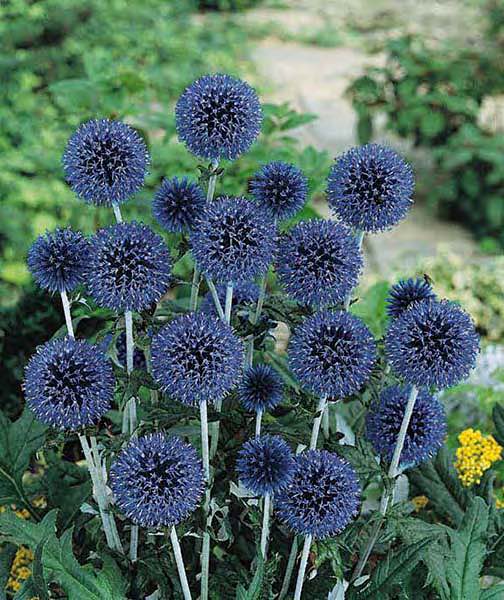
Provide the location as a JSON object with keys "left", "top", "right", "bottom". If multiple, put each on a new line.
{"left": 294, "top": 534, "right": 313, "bottom": 600}
{"left": 170, "top": 526, "right": 192, "bottom": 600}
{"left": 310, "top": 396, "right": 328, "bottom": 450}
{"left": 189, "top": 267, "right": 200, "bottom": 312}
{"left": 0, "top": 466, "right": 40, "bottom": 522}
{"left": 260, "top": 492, "right": 271, "bottom": 559}
{"left": 279, "top": 536, "right": 299, "bottom": 600}
{"left": 60, "top": 290, "right": 74, "bottom": 338}
{"left": 344, "top": 230, "right": 365, "bottom": 310}
{"left": 206, "top": 278, "right": 225, "bottom": 321}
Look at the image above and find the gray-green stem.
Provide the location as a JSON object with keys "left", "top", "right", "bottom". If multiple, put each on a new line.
{"left": 206, "top": 278, "right": 225, "bottom": 321}
{"left": 294, "top": 534, "right": 313, "bottom": 600}
{"left": 260, "top": 492, "right": 271, "bottom": 559}
{"left": 279, "top": 535, "right": 299, "bottom": 600}
{"left": 60, "top": 290, "right": 74, "bottom": 338}
{"left": 170, "top": 527, "right": 192, "bottom": 600}
{"left": 343, "top": 230, "right": 365, "bottom": 311}
{"left": 245, "top": 274, "right": 267, "bottom": 367}
{"left": 112, "top": 202, "right": 123, "bottom": 224}
{"left": 310, "top": 396, "right": 328, "bottom": 450}
{"left": 200, "top": 400, "right": 211, "bottom": 600}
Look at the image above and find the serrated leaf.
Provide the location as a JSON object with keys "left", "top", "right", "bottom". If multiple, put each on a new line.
{"left": 32, "top": 538, "right": 49, "bottom": 600}
{"left": 0, "top": 510, "right": 127, "bottom": 600}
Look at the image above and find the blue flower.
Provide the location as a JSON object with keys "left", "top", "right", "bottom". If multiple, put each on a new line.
{"left": 116, "top": 332, "right": 146, "bottom": 371}
{"left": 385, "top": 299, "right": 479, "bottom": 389}
{"left": 110, "top": 433, "right": 204, "bottom": 528}
{"left": 327, "top": 144, "right": 414, "bottom": 232}
{"left": 24, "top": 337, "right": 114, "bottom": 431}
{"left": 236, "top": 435, "right": 294, "bottom": 496}
{"left": 386, "top": 277, "right": 436, "bottom": 319}
{"left": 289, "top": 310, "right": 376, "bottom": 399}
{"left": 276, "top": 220, "right": 363, "bottom": 306}
{"left": 27, "top": 228, "right": 91, "bottom": 293}
{"left": 86, "top": 221, "right": 172, "bottom": 312}
{"left": 191, "top": 197, "right": 276, "bottom": 284}
{"left": 152, "top": 176, "right": 206, "bottom": 233}
{"left": 63, "top": 119, "right": 149, "bottom": 206}
{"left": 276, "top": 450, "right": 360, "bottom": 538}
{"left": 238, "top": 364, "right": 284, "bottom": 413}
{"left": 175, "top": 74, "right": 262, "bottom": 161}
{"left": 249, "top": 161, "right": 308, "bottom": 221}
{"left": 365, "top": 385, "right": 447, "bottom": 468}
{"left": 200, "top": 281, "right": 260, "bottom": 316}
{"left": 151, "top": 312, "right": 243, "bottom": 407}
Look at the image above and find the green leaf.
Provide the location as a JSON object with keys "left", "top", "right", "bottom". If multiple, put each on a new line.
{"left": 0, "top": 408, "right": 47, "bottom": 507}
{"left": 350, "top": 281, "right": 390, "bottom": 338}
{"left": 480, "top": 585, "right": 504, "bottom": 599}
{"left": 492, "top": 404, "right": 504, "bottom": 446}
{"left": 0, "top": 510, "right": 127, "bottom": 600}
{"left": 235, "top": 555, "right": 264, "bottom": 600}
{"left": 350, "top": 537, "right": 432, "bottom": 599}
{"left": 32, "top": 538, "right": 49, "bottom": 600}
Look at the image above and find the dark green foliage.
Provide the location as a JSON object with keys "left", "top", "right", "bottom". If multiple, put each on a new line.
{"left": 348, "top": 18, "right": 504, "bottom": 249}
{"left": 196, "top": 0, "right": 262, "bottom": 11}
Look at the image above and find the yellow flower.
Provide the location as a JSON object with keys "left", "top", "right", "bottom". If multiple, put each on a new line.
{"left": 6, "top": 546, "right": 34, "bottom": 593}
{"left": 455, "top": 428, "right": 502, "bottom": 487}
{"left": 411, "top": 495, "right": 429, "bottom": 511}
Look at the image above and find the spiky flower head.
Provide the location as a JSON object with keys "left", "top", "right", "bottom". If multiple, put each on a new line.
{"left": 385, "top": 299, "right": 479, "bottom": 389}
{"left": 327, "top": 144, "right": 414, "bottom": 232}
{"left": 86, "top": 221, "right": 171, "bottom": 312}
{"left": 236, "top": 435, "right": 294, "bottom": 496}
{"left": 386, "top": 277, "right": 436, "bottom": 319}
{"left": 152, "top": 176, "right": 206, "bottom": 233}
{"left": 110, "top": 433, "right": 204, "bottom": 528}
{"left": 191, "top": 196, "right": 276, "bottom": 284}
{"left": 289, "top": 310, "right": 376, "bottom": 399}
{"left": 151, "top": 312, "right": 243, "bottom": 406}
{"left": 175, "top": 74, "right": 262, "bottom": 161}
{"left": 24, "top": 337, "right": 114, "bottom": 430}
{"left": 276, "top": 450, "right": 360, "bottom": 538}
{"left": 365, "top": 385, "right": 447, "bottom": 468}
{"left": 276, "top": 220, "right": 363, "bottom": 306}
{"left": 238, "top": 364, "right": 284, "bottom": 413}
{"left": 63, "top": 119, "right": 149, "bottom": 206}
{"left": 249, "top": 161, "right": 308, "bottom": 221}
{"left": 27, "top": 228, "right": 91, "bottom": 294}
{"left": 200, "top": 281, "right": 260, "bottom": 316}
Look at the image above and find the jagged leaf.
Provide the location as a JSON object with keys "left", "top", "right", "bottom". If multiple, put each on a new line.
{"left": 0, "top": 510, "right": 127, "bottom": 600}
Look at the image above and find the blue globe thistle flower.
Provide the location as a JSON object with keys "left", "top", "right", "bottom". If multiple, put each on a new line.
{"left": 24, "top": 337, "right": 114, "bottom": 431}
{"left": 385, "top": 300, "right": 479, "bottom": 389}
{"left": 110, "top": 433, "right": 204, "bottom": 528}
{"left": 152, "top": 176, "right": 206, "bottom": 233}
{"left": 249, "top": 161, "right": 308, "bottom": 221}
{"left": 365, "top": 385, "right": 447, "bottom": 469}
{"left": 200, "top": 281, "right": 260, "bottom": 316}
{"left": 327, "top": 144, "right": 414, "bottom": 232}
{"left": 86, "top": 221, "right": 172, "bottom": 312}
{"left": 289, "top": 310, "right": 376, "bottom": 399}
{"left": 386, "top": 277, "right": 436, "bottom": 319}
{"left": 63, "top": 119, "right": 149, "bottom": 206}
{"left": 175, "top": 74, "right": 262, "bottom": 161}
{"left": 276, "top": 220, "right": 363, "bottom": 306}
{"left": 236, "top": 435, "right": 294, "bottom": 496}
{"left": 116, "top": 332, "right": 146, "bottom": 370}
{"left": 191, "top": 197, "right": 276, "bottom": 284}
{"left": 276, "top": 450, "right": 360, "bottom": 538}
{"left": 151, "top": 312, "right": 243, "bottom": 407}
{"left": 27, "top": 228, "right": 91, "bottom": 293}
{"left": 238, "top": 364, "right": 284, "bottom": 413}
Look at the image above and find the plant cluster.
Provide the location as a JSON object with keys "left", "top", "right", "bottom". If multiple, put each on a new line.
{"left": 0, "top": 72, "right": 503, "bottom": 600}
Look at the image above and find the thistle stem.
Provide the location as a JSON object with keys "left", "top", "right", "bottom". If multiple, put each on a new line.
{"left": 170, "top": 527, "right": 192, "bottom": 600}
{"left": 60, "top": 290, "right": 74, "bottom": 338}
{"left": 294, "top": 533, "right": 313, "bottom": 600}
{"left": 352, "top": 385, "right": 419, "bottom": 583}
{"left": 322, "top": 404, "right": 330, "bottom": 440}
{"left": 224, "top": 282, "right": 233, "bottom": 324}
{"left": 206, "top": 278, "right": 225, "bottom": 321}
{"left": 255, "top": 409, "right": 263, "bottom": 437}
{"left": 189, "top": 267, "right": 200, "bottom": 312}
{"left": 344, "top": 230, "right": 365, "bottom": 310}
{"left": 260, "top": 492, "right": 271, "bottom": 559}
{"left": 200, "top": 400, "right": 211, "bottom": 600}
{"left": 310, "top": 396, "right": 328, "bottom": 450}
{"left": 246, "top": 273, "right": 267, "bottom": 367}
{"left": 279, "top": 535, "right": 299, "bottom": 600}
{"left": 112, "top": 202, "right": 123, "bottom": 224}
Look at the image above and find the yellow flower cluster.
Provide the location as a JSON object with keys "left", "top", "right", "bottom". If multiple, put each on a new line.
{"left": 497, "top": 498, "right": 504, "bottom": 509}
{"left": 6, "top": 546, "right": 34, "bottom": 593}
{"left": 411, "top": 495, "right": 429, "bottom": 511}
{"left": 0, "top": 504, "right": 30, "bottom": 520}
{"left": 455, "top": 428, "right": 502, "bottom": 487}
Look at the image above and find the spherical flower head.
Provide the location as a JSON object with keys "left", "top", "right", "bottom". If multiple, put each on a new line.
{"left": 191, "top": 196, "right": 276, "bottom": 284}
{"left": 276, "top": 220, "right": 363, "bottom": 306}
{"left": 276, "top": 450, "right": 360, "bottom": 538}
{"left": 289, "top": 310, "right": 377, "bottom": 398}
{"left": 86, "top": 221, "right": 171, "bottom": 312}
{"left": 236, "top": 435, "right": 294, "bottom": 496}
{"left": 327, "top": 144, "right": 414, "bottom": 232}
{"left": 386, "top": 277, "right": 436, "bottom": 319}
{"left": 385, "top": 299, "right": 479, "bottom": 389}
{"left": 200, "top": 281, "right": 260, "bottom": 316}
{"left": 116, "top": 332, "right": 146, "bottom": 370}
{"left": 152, "top": 176, "right": 206, "bottom": 233}
{"left": 249, "top": 161, "right": 308, "bottom": 221}
{"left": 238, "top": 364, "right": 284, "bottom": 413}
{"left": 365, "top": 385, "right": 447, "bottom": 468}
{"left": 24, "top": 337, "right": 114, "bottom": 431}
{"left": 151, "top": 312, "right": 243, "bottom": 407}
{"left": 27, "top": 228, "right": 91, "bottom": 294}
{"left": 110, "top": 433, "right": 204, "bottom": 528}
{"left": 455, "top": 428, "right": 502, "bottom": 487}
{"left": 175, "top": 74, "right": 262, "bottom": 161}
{"left": 63, "top": 119, "right": 149, "bottom": 206}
